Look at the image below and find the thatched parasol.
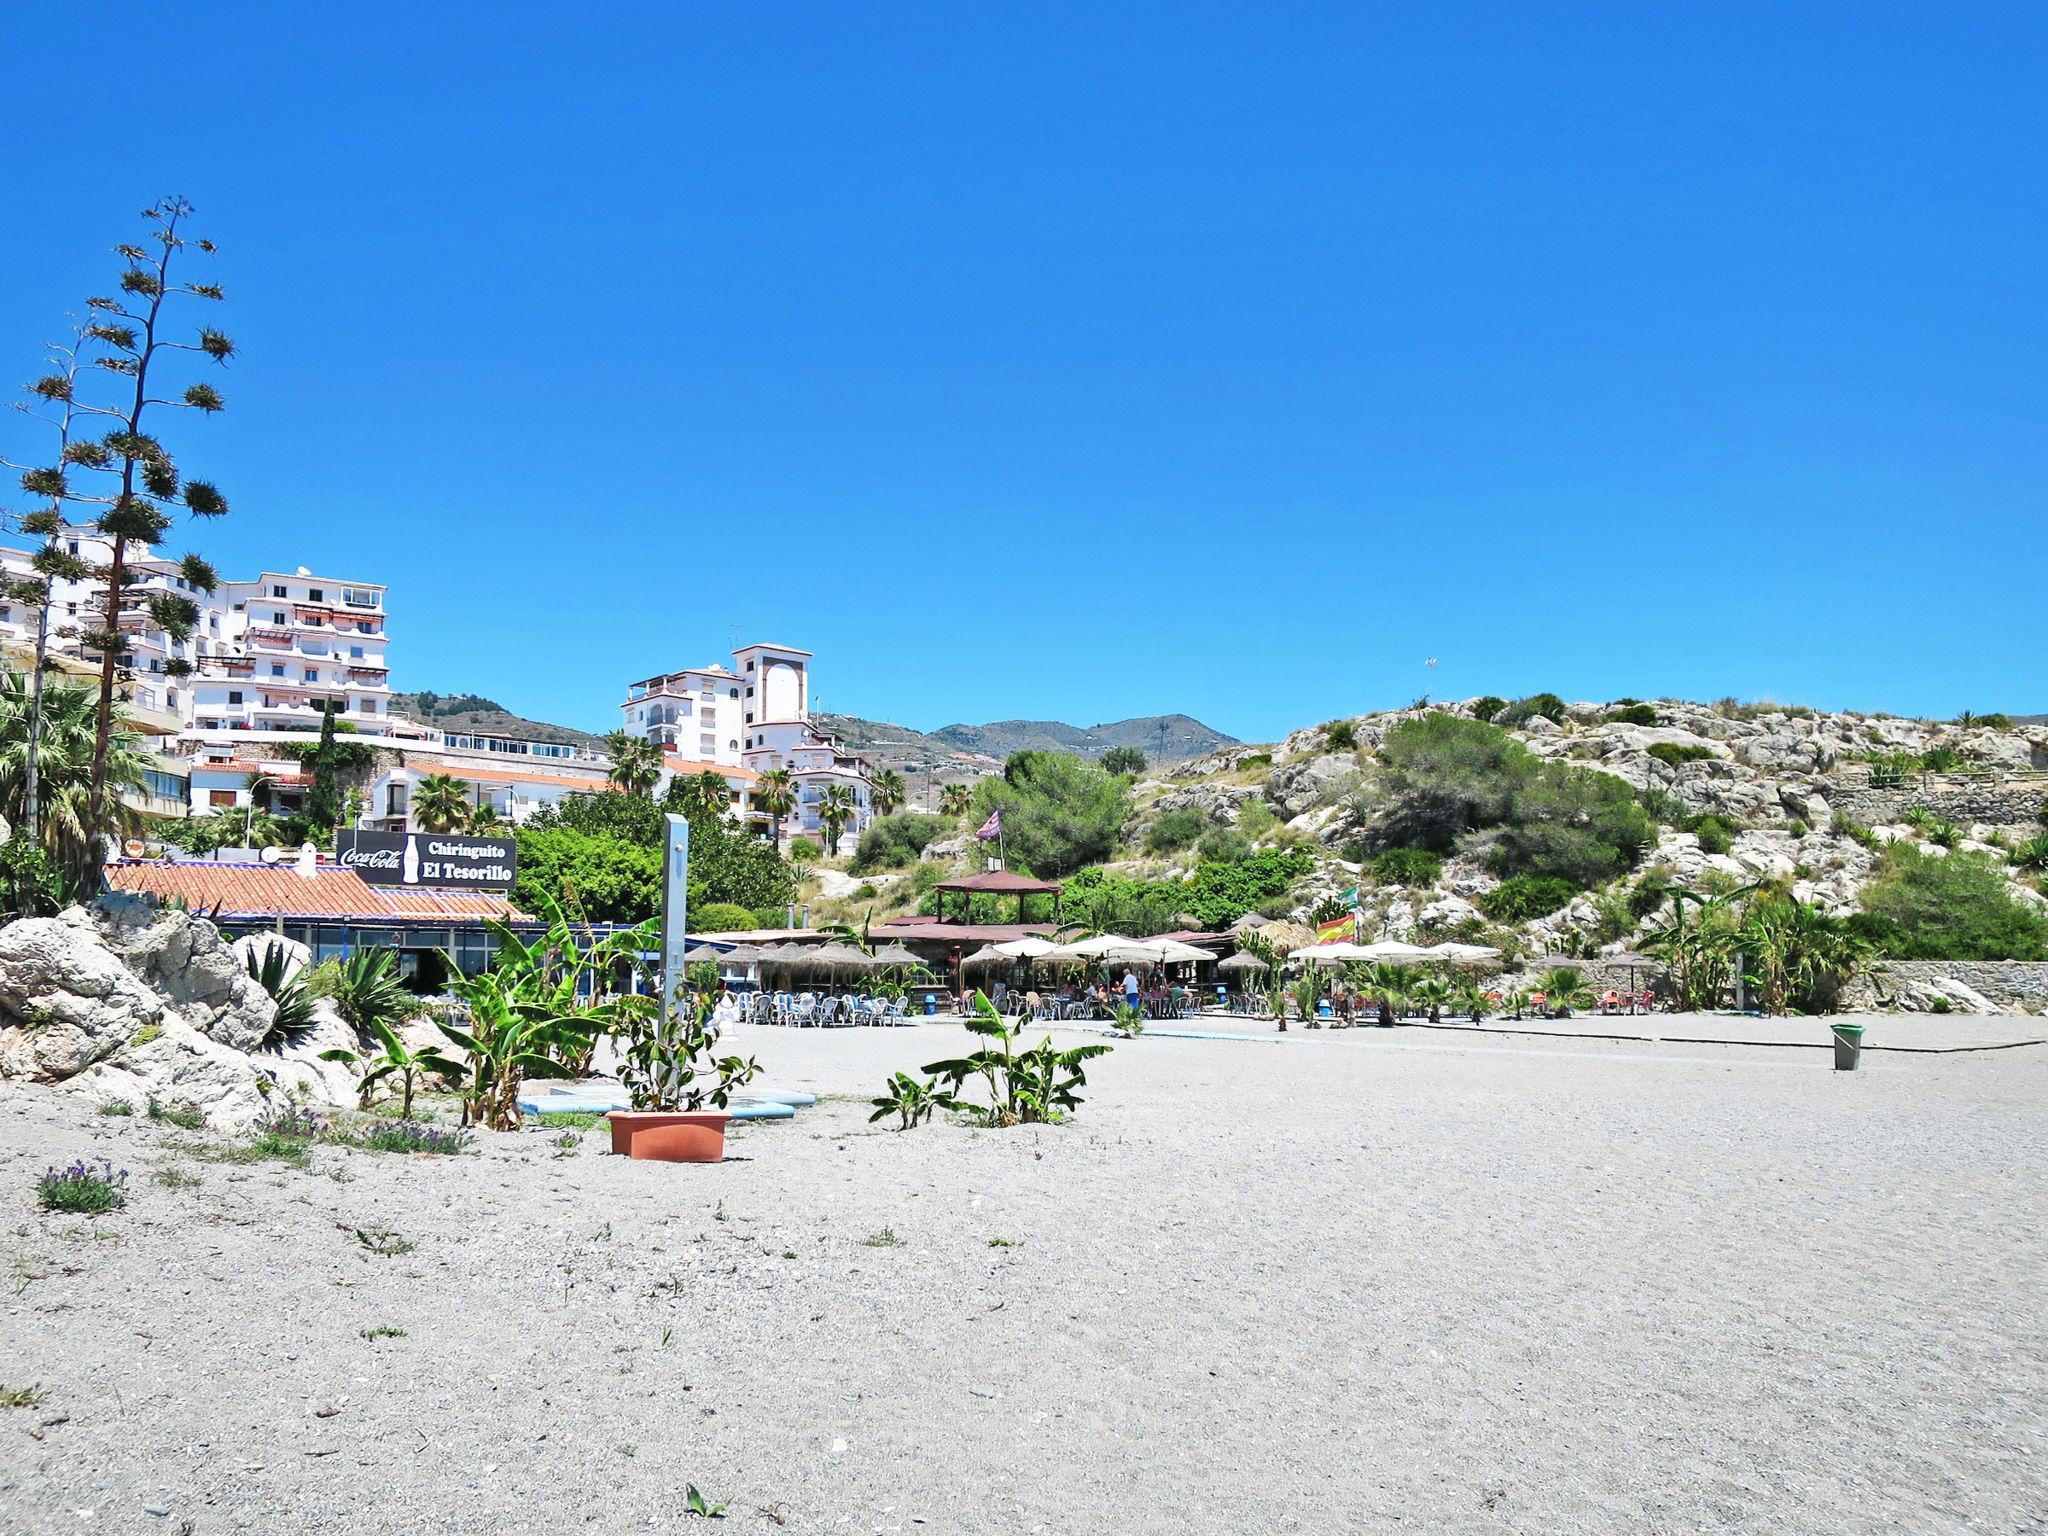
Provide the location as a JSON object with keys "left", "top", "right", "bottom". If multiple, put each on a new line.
{"left": 871, "top": 943, "right": 927, "bottom": 968}
{"left": 1217, "top": 950, "right": 1270, "bottom": 972}
{"left": 961, "top": 944, "right": 1010, "bottom": 969}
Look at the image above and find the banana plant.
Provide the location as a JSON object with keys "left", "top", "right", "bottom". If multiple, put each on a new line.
{"left": 319, "top": 1016, "right": 466, "bottom": 1118}
{"left": 869, "top": 1071, "right": 952, "bottom": 1129}
{"left": 924, "top": 991, "right": 1112, "bottom": 1126}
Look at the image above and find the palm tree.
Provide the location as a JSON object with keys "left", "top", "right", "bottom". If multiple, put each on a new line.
{"left": 872, "top": 769, "right": 906, "bottom": 817}
{"left": 818, "top": 783, "right": 858, "bottom": 856}
{"left": 467, "top": 801, "right": 504, "bottom": 832}
{"left": 753, "top": 767, "right": 797, "bottom": 851}
{"left": 411, "top": 772, "right": 473, "bottom": 833}
{"left": 939, "top": 782, "right": 972, "bottom": 817}
{"left": 0, "top": 673, "right": 146, "bottom": 878}
{"left": 602, "top": 731, "right": 662, "bottom": 798}
{"left": 1537, "top": 965, "right": 1594, "bottom": 1017}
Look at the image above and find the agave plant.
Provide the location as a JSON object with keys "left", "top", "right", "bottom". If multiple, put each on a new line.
{"left": 2014, "top": 835, "right": 2048, "bottom": 873}
{"left": 244, "top": 942, "right": 328, "bottom": 1053}
{"left": 327, "top": 949, "right": 417, "bottom": 1042}
{"left": 924, "top": 991, "right": 1111, "bottom": 1127}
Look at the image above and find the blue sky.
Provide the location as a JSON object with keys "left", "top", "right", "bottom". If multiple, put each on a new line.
{"left": 3, "top": 3, "right": 2042, "bottom": 742}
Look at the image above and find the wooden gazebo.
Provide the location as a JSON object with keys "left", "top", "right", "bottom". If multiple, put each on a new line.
{"left": 931, "top": 870, "right": 1061, "bottom": 926}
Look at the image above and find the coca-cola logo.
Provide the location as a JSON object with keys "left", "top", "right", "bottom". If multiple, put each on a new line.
{"left": 342, "top": 848, "right": 402, "bottom": 870}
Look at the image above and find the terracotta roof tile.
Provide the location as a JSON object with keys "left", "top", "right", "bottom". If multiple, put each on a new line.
{"left": 106, "top": 862, "right": 524, "bottom": 923}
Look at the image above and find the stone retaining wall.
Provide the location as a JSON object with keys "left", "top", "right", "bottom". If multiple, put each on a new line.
{"left": 1829, "top": 779, "right": 2046, "bottom": 831}
{"left": 1839, "top": 960, "right": 2048, "bottom": 1016}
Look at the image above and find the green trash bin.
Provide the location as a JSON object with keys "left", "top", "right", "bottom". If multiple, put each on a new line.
{"left": 1832, "top": 1023, "right": 1865, "bottom": 1071}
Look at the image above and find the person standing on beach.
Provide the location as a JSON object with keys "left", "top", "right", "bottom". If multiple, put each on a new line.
{"left": 1121, "top": 967, "right": 1141, "bottom": 1017}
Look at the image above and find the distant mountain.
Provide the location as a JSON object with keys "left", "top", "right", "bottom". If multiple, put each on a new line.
{"left": 928, "top": 714, "right": 1237, "bottom": 763}
{"left": 813, "top": 711, "right": 1237, "bottom": 786}
{"left": 2015, "top": 714, "right": 2047, "bottom": 726}
{"left": 389, "top": 691, "right": 603, "bottom": 749}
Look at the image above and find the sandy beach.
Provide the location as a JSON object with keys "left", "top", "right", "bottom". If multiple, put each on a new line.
{"left": 2, "top": 1016, "right": 2044, "bottom": 1534}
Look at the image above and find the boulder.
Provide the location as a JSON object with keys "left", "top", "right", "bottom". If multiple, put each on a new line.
{"left": 0, "top": 914, "right": 168, "bottom": 1081}
{"left": 1267, "top": 753, "right": 1360, "bottom": 817}
{"left": 0, "top": 902, "right": 355, "bottom": 1129}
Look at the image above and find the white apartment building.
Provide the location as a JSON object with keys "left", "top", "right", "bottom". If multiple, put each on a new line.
{"left": 184, "top": 569, "right": 393, "bottom": 743}
{"left": 622, "top": 643, "right": 873, "bottom": 843}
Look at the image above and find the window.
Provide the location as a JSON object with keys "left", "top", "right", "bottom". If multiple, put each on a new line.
{"left": 199, "top": 718, "right": 218, "bottom": 730}
{"left": 745, "top": 686, "right": 755, "bottom": 697}
{"left": 270, "top": 611, "right": 285, "bottom": 624}
{"left": 209, "top": 789, "right": 235, "bottom": 808}
{"left": 304, "top": 669, "right": 319, "bottom": 682}
{"left": 271, "top": 665, "right": 284, "bottom": 677}
{"left": 271, "top": 585, "right": 287, "bottom": 599}
{"left": 227, "top": 691, "right": 243, "bottom": 705}
{"left": 728, "top": 687, "right": 738, "bottom": 698}
{"left": 359, "top": 698, "right": 377, "bottom": 713}
{"left": 341, "top": 586, "right": 378, "bottom": 609}
{"left": 349, "top": 646, "right": 363, "bottom": 659}
{"left": 144, "top": 768, "right": 188, "bottom": 803}
{"left": 67, "top": 541, "right": 79, "bottom": 556}
{"left": 745, "top": 713, "right": 754, "bottom": 725}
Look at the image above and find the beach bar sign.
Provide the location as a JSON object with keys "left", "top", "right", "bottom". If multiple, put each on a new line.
{"left": 337, "top": 830, "right": 517, "bottom": 891}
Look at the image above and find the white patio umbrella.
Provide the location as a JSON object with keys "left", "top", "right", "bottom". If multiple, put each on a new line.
{"left": 1288, "top": 941, "right": 1375, "bottom": 964}
{"left": 1139, "top": 938, "right": 1211, "bottom": 964}
{"left": 1359, "top": 939, "right": 1435, "bottom": 962}
{"left": 1061, "top": 934, "right": 1142, "bottom": 957}
{"left": 992, "top": 936, "right": 1059, "bottom": 959}
{"left": 1425, "top": 942, "right": 1502, "bottom": 964}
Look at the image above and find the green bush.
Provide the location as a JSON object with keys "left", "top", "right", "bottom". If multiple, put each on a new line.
{"left": 1143, "top": 808, "right": 1208, "bottom": 855}
{"left": 1693, "top": 815, "right": 1735, "bottom": 856}
{"left": 1372, "top": 714, "right": 1534, "bottom": 853}
{"left": 1488, "top": 763, "right": 1655, "bottom": 887}
{"left": 1321, "top": 720, "right": 1357, "bottom": 751}
{"left": 969, "top": 753, "right": 1130, "bottom": 879}
{"left": 1470, "top": 696, "right": 1508, "bottom": 723}
{"left": 1368, "top": 848, "right": 1443, "bottom": 887}
{"left": 1196, "top": 826, "right": 1253, "bottom": 864}
{"left": 1478, "top": 877, "right": 1578, "bottom": 923}
{"left": 1238, "top": 752, "right": 1272, "bottom": 771}
{"left": 1854, "top": 846, "right": 2048, "bottom": 960}
{"left": 849, "top": 812, "right": 953, "bottom": 874}
{"left": 1058, "top": 848, "right": 1313, "bottom": 933}
{"left": 1604, "top": 703, "right": 1658, "bottom": 727}
{"left": 1495, "top": 692, "right": 1569, "bottom": 728}
{"left": 689, "top": 901, "right": 759, "bottom": 934}
{"left": 518, "top": 785, "right": 794, "bottom": 923}
{"left": 1647, "top": 742, "right": 1715, "bottom": 767}
{"left": 1100, "top": 746, "right": 1147, "bottom": 777}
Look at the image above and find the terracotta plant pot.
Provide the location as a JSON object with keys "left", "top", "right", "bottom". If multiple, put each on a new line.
{"left": 607, "top": 1110, "right": 731, "bottom": 1163}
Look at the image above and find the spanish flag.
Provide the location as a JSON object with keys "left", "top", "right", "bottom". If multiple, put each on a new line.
{"left": 1315, "top": 914, "right": 1351, "bottom": 945}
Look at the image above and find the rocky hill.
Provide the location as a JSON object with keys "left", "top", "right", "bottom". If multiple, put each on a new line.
{"left": 928, "top": 714, "right": 1235, "bottom": 763}
{"left": 816, "top": 711, "right": 1235, "bottom": 788}
{"left": 387, "top": 692, "right": 603, "bottom": 749}
{"left": 1145, "top": 697, "right": 2048, "bottom": 1007}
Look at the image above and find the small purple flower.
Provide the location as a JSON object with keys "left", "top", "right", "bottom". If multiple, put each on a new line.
{"left": 36, "top": 1158, "right": 129, "bottom": 1215}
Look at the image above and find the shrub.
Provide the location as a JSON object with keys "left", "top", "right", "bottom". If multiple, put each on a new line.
{"left": 1143, "top": 808, "right": 1208, "bottom": 855}
{"left": 1237, "top": 751, "right": 1272, "bottom": 771}
{"left": 1372, "top": 714, "right": 1534, "bottom": 852}
{"left": 37, "top": 1159, "right": 128, "bottom": 1215}
{"left": 1854, "top": 846, "right": 2048, "bottom": 960}
{"left": 1478, "top": 877, "right": 1579, "bottom": 923}
{"left": 1196, "top": 826, "right": 1253, "bottom": 864}
{"left": 146, "top": 1097, "right": 204, "bottom": 1130}
{"left": 1368, "top": 848, "right": 1443, "bottom": 887}
{"left": 1832, "top": 812, "right": 1878, "bottom": 849}
{"left": 1693, "top": 816, "right": 1735, "bottom": 856}
{"left": 1235, "top": 798, "right": 1278, "bottom": 838}
{"left": 689, "top": 901, "right": 759, "bottom": 934}
{"left": 923, "top": 992, "right": 1112, "bottom": 1126}
{"left": 1488, "top": 763, "right": 1655, "bottom": 887}
{"left": 1321, "top": 720, "right": 1357, "bottom": 751}
{"left": 1100, "top": 746, "right": 1147, "bottom": 777}
{"left": 1604, "top": 703, "right": 1658, "bottom": 727}
{"left": 787, "top": 836, "right": 821, "bottom": 863}
{"left": 98, "top": 1099, "right": 135, "bottom": 1117}
{"left": 1470, "top": 696, "right": 1508, "bottom": 722}
{"left": 1647, "top": 742, "right": 1715, "bottom": 768}
{"left": 968, "top": 753, "right": 1130, "bottom": 878}
{"left": 1930, "top": 995, "right": 1953, "bottom": 1014}
{"left": 1495, "top": 692, "right": 1569, "bottom": 728}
